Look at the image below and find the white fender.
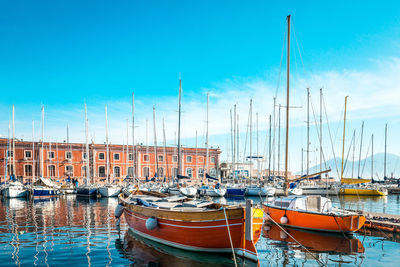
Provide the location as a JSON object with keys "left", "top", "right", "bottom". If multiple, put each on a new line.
{"left": 280, "top": 216, "right": 288, "bottom": 224}
{"left": 114, "top": 203, "right": 124, "bottom": 218}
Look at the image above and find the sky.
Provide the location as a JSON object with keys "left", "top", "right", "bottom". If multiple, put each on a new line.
{"left": 1, "top": 0, "right": 400, "bottom": 176}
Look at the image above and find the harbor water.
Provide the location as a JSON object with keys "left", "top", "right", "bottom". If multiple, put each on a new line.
{"left": 1, "top": 195, "right": 400, "bottom": 266}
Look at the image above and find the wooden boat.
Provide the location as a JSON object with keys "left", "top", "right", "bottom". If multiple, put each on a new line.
{"left": 263, "top": 15, "right": 365, "bottom": 234}
{"left": 118, "top": 189, "right": 263, "bottom": 262}
{"left": 264, "top": 195, "right": 365, "bottom": 233}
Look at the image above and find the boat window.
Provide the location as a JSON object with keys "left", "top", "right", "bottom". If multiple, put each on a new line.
{"left": 274, "top": 201, "right": 290, "bottom": 208}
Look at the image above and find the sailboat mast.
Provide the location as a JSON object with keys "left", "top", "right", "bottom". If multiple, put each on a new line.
{"left": 384, "top": 123, "right": 387, "bottom": 179}
{"left": 32, "top": 121, "right": 35, "bottom": 183}
{"left": 85, "top": 104, "right": 90, "bottom": 184}
{"left": 195, "top": 130, "right": 198, "bottom": 179}
{"left": 284, "top": 15, "right": 291, "bottom": 196}
{"left": 256, "top": 112, "right": 259, "bottom": 180}
{"left": 153, "top": 105, "right": 158, "bottom": 179}
{"left": 177, "top": 78, "right": 182, "bottom": 177}
{"left": 340, "top": 96, "right": 348, "bottom": 180}
{"left": 132, "top": 92, "right": 135, "bottom": 178}
{"left": 206, "top": 93, "right": 209, "bottom": 177}
{"left": 319, "top": 88, "right": 322, "bottom": 173}
{"left": 249, "top": 99, "right": 252, "bottom": 184}
{"left": 306, "top": 88, "right": 310, "bottom": 175}
{"left": 12, "top": 104, "right": 15, "bottom": 177}
{"left": 233, "top": 105, "right": 237, "bottom": 180}
{"left": 272, "top": 97, "right": 276, "bottom": 179}
{"left": 268, "top": 115, "right": 272, "bottom": 179}
{"left": 371, "top": 134, "right": 374, "bottom": 180}
{"left": 6, "top": 123, "right": 10, "bottom": 185}
{"left": 105, "top": 105, "right": 109, "bottom": 184}
{"left": 41, "top": 105, "right": 44, "bottom": 178}
{"left": 126, "top": 119, "right": 129, "bottom": 177}
{"left": 278, "top": 105, "right": 281, "bottom": 178}
{"left": 162, "top": 118, "right": 169, "bottom": 179}
{"left": 358, "top": 121, "right": 364, "bottom": 178}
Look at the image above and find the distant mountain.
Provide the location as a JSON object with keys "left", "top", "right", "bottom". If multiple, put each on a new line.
{"left": 303, "top": 153, "right": 400, "bottom": 180}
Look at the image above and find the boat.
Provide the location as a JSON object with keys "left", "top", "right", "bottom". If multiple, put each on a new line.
{"left": 339, "top": 184, "right": 388, "bottom": 196}
{"left": 226, "top": 185, "right": 246, "bottom": 197}
{"left": 198, "top": 184, "right": 227, "bottom": 197}
{"left": 2, "top": 181, "right": 28, "bottom": 198}
{"left": 117, "top": 189, "right": 263, "bottom": 262}
{"left": 263, "top": 15, "right": 366, "bottom": 234}
{"left": 288, "top": 187, "right": 303, "bottom": 195}
{"left": 76, "top": 185, "right": 98, "bottom": 197}
{"left": 31, "top": 177, "right": 61, "bottom": 197}
{"left": 179, "top": 186, "right": 198, "bottom": 197}
{"left": 246, "top": 185, "right": 276, "bottom": 197}
{"left": 98, "top": 184, "right": 121, "bottom": 197}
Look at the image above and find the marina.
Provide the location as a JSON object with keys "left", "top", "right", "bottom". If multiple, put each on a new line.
{"left": 1, "top": 1, "right": 400, "bottom": 266}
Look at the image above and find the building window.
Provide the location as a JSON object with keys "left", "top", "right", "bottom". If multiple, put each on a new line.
{"left": 48, "top": 151, "right": 55, "bottom": 159}
{"left": 127, "top": 167, "right": 134, "bottom": 177}
{"left": 114, "top": 153, "right": 120, "bottom": 161}
{"left": 172, "top": 155, "right": 178, "bottom": 163}
{"left": 25, "top": 165, "right": 32, "bottom": 176}
{"left": 198, "top": 168, "right": 204, "bottom": 178}
{"left": 25, "top": 150, "right": 32, "bottom": 158}
{"left": 82, "top": 166, "right": 88, "bottom": 177}
{"left": 157, "top": 167, "right": 164, "bottom": 177}
{"left": 198, "top": 156, "right": 203, "bottom": 163}
{"left": 172, "top": 167, "right": 178, "bottom": 177}
{"left": 158, "top": 155, "right": 164, "bottom": 162}
{"left": 186, "top": 156, "right": 192, "bottom": 163}
{"left": 66, "top": 165, "right": 73, "bottom": 176}
{"left": 210, "top": 157, "right": 215, "bottom": 163}
{"left": 7, "top": 151, "right": 13, "bottom": 157}
{"left": 114, "top": 166, "right": 120, "bottom": 177}
{"left": 143, "top": 167, "right": 149, "bottom": 177}
{"left": 128, "top": 153, "right": 134, "bottom": 161}
{"left": 48, "top": 165, "right": 56, "bottom": 177}
{"left": 66, "top": 151, "right": 72, "bottom": 159}
{"left": 82, "top": 152, "right": 88, "bottom": 160}
{"left": 99, "top": 153, "right": 105, "bottom": 160}
{"left": 210, "top": 168, "right": 216, "bottom": 177}
{"left": 7, "top": 165, "right": 14, "bottom": 175}
{"left": 143, "top": 154, "right": 149, "bottom": 162}
{"left": 99, "top": 166, "right": 106, "bottom": 177}
{"left": 186, "top": 168, "right": 193, "bottom": 178}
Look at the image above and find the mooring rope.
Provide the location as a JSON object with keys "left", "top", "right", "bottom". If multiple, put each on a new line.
{"left": 223, "top": 208, "right": 238, "bottom": 267}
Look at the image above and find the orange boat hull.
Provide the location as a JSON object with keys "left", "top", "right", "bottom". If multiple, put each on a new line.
{"left": 123, "top": 206, "right": 263, "bottom": 261}
{"left": 263, "top": 205, "right": 365, "bottom": 233}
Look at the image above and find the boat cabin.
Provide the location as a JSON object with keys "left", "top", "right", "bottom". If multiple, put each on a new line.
{"left": 272, "top": 196, "right": 333, "bottom": 213}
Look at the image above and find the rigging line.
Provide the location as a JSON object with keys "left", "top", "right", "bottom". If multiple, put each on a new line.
{"left": 343, "top": 131, "right": 356, "bottom": 176}
{"left": 243, "top": 102, "right": 251, "bottom": 164}
{"left": 261, "top": 115, "right": 269, "bottom": 173}
{"left": 274, "top": 25, "right": 287, "bottom": 98}
{"left": 292, "top": 21, "right": 307, "bottom": 77}
{"left": 322, "top": 93, "right": 341, "bottom": 178}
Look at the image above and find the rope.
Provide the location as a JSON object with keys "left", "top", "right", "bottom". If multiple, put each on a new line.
{"left": 223, "top": 208, "right": 238, "bottom": 267}
{"left": 266, "top": 214, "right": 324, "bottom": 266}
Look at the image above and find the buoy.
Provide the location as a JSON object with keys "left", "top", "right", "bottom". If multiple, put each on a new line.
{"left": 280, "top": 230, "right": 288, "bottom": 239}
{"left": 115, "top": 203, "right": 124, "bottom": 218}
{"left": 280, "top": 216, "right": 288, "bottom": 224}
{"left": 145, "top": 216, "right": 158, "bottom": 230}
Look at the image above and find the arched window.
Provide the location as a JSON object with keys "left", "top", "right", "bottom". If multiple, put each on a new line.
{"left": 25, "top": 165, "right": 32, "bottom": 176}
{"left": 114, "top": 166, "right": 121, "bottom": 177}
{"left": 157, "top": 167, "right": 164, "bottom": 177}
{"left": 99, "top": 166, "right": 106, "bottom": 177}
{"left": 143, "top": 167, "right": 149, "bottom": 178}
{"left": 66, "top": 165, "right": 73, "bottom": 176}
{"left": 48, "top": 165, "right": 56, "bottom": 177}
{"left": 172, "top": 168, "right": 178, "bottom": 178}
{"left": 186, "top": 168, "right": 193, "bottom": 178}
{"left": 127, "top": 167, "right": 134, "bottom": 177}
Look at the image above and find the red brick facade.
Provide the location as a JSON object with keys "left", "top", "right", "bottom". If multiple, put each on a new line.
{"left": 0, "top": 138, "right": 221, "bottom": 184}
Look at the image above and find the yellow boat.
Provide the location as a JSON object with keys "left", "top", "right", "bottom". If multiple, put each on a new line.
{"left": 339, "top": 187, "right": 387, "bottom": 196}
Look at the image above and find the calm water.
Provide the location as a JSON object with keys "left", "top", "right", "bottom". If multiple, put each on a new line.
{"left": 1, "top": 195, "right": 400, "bottom": 266}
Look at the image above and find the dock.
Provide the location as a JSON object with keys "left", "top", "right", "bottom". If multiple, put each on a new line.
{"left": 361, "top": 211, "right": 400, "bottom": 233}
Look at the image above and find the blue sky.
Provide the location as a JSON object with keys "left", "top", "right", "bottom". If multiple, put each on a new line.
{"left": 1, "top": 1, "right": 400, "bottom": 175}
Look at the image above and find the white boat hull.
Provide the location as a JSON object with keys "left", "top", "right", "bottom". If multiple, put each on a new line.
{"left": 199, "top": 188, "right": 226, "bottom": 197}
{"left": 98, "top": 187, "right": 121, "bottom": 197}
{"left": 246, "top": 187, "right": 276, "bottom": 196}
{"left": 179, "top": 187, "right": 197, "bottom": 197}
{"left": 3, "top": 187, "right": 28, "bottom": 198}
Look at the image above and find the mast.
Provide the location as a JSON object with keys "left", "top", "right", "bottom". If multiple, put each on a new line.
{"left": 371, "top": 134, "right": 374, "bottom": 180}
{"left": 384, "top": 123, "right": 387, "bottom": 179}
{"left": 249, "top": 99, "right": 252, "bottom": 183}
{"left": 126, "top": 119, "right": 129, "bottom": 177}
{"left": 340, "top": 96, "right": 349, "bottom": 180}
{"left": 284, "top": 15, "right": 291, "bottom": 196}
{"left": 319, "top": 88, "right": 323, "bottom": 173}
{"left": 41, "top": 105, "right": 44, "bottom": 178}
{"left": 146, "top": 119, "right": 149, "bottom": 177}
{"left": 195, "top": 130, "right": 198, "bottom": 179}
{"left": 278, "top": 104, "right": 281, "bottom": 178}
{"left": 256, "top": 112, "right": 259, "bottom": 180}
{"left": 105, "top": 104, "right": 109, "bottom": 184}
{"left": 268, "top": 115, "right": 272, "bottom": 179}
{"left": 306, "top": 88, "right": 310, "bottom": 175}
{"left": 32, "top": 121, "right": 35, "bottom": 183}
{"left": 177, "top": 78, "right": 182, "bottom": 177}
{"left": 85, "top": 104, "right": 90, "bottom": 185}
{"left": 352, "top": 130, "right": 355, "bottom": 178}
{"left": 206, "top": 93, "right": 209, "bottom": 177}
{"left": 12, "top": 104, "right": 15, "bottom": 177}
{"left": 6, "top": 123, "right": 10, "bottom": 185}
{"left": 153, "top": 105, "right": 158, "bottom": 179}
{"left": 357, "top": 121, "right": 364, "bottom": 178}
{"left": 272, "top": 97, "right": 276, "bottom": 179}
{"left": 162, "top": 118, "right": 169, "bottom": 180}
{"left": 233, "top": 105, "right": 237, "bottom": 180}
{"left": 132, "top": 92, "right": 135, "bottom": 178}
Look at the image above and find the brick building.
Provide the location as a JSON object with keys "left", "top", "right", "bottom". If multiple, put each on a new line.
{"left": 0, "top": 138, "right": 221, "bottom": 184}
